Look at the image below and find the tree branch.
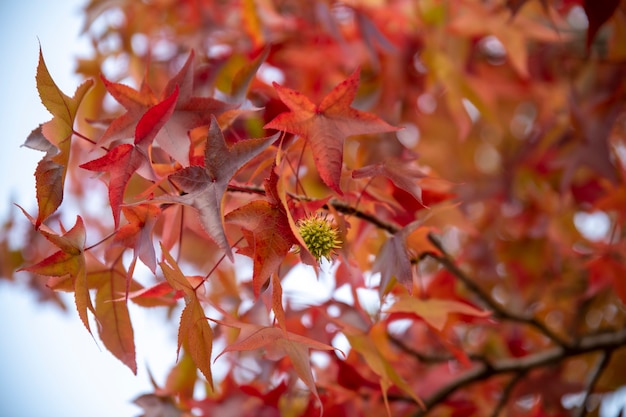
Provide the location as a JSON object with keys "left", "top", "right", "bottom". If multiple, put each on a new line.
{"left": 388, "top": 333, "right": 487, "bottom": 364}
{"left": 573, "top": 349, "right": 613, "bottom": 417}
{"left": 408, "top": 327, "right": 626, "bottom": 416}
{"left": 489, "top": 371, "right": 526, "bottom": 417}
{"left": 226, "top": 184, "right": 401, "bottom": 234}
{"left": 426, "top": 233, "right": 571, "bottom": 349}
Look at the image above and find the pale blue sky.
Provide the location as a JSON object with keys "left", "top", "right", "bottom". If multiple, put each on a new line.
{"left": 0, "top": 2, "right": 169, "bottom": 417}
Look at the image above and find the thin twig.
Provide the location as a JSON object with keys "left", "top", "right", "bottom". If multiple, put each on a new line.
{"left": 225, "top": 184, "right": 401, "bottom": 234}
{"left": 325, "top": 198, "right": 399, "bottom": 235}
{"left": 388, "top": 333, "right": 486, "bottom": 364}
{"left": 574, "top": 349, "right": 613, "bottom": 417}
{"left": 490, "top": 371, "right": 526, "bottom": 417}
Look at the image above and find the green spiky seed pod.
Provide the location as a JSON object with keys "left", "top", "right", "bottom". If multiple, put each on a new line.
{"left": 297, "top": 214, "right": 342, "bottom": 262}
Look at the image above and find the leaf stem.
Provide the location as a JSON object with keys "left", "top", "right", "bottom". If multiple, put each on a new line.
{"left": 72, "top": 129, "right": 97, "bottom": 145}
{"left": 573, "top": 349, "right": 613, "bottom": 417}
{"left": 84, "top": 229, "right": 118, "bottom": 252}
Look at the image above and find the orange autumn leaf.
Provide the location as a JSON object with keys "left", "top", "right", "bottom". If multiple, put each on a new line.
{"left": 160, "top": 244, "right": 215, "bottom": 389}
{"left": 225, "top": 166, "right": 298, "bottom": 297}
{"left": 385, "top": 294, "right": 491, "bottom": 331}
{"left": 31, "top": 48, "right": 93, "bottom": 227}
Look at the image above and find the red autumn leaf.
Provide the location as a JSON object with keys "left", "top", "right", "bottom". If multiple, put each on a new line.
{"left": 97, "top": 76, "right": 156, "bottom": 146}
{"left": 213, "top": 316, "right": 338, "bottom": 407}
{"left": 32, "top": 48, "right": 93, "bottom": 227}
{"left": 335, "top": 356, "right": 379, "bottom": 391}
{"left": 384, "top": 294, "right": 491, "bottom": 331}
{"left": 80, "top": 87, "right": 179, "bottom": 227}
{"left": 226, "top": 200, "right": 294, "bottom": 292}
{"left": 225, "top": 167, "right": 298, "bottom": 297}
{"left": 18, "top": 216, "right": 95, "bottom": 333}
{"left": 99, "top": 51, "right": 233, "bottom": 166}
{"left": 158, "top": 116, "right": 278, "bottom": 260}
{"left": 122, "top": 281, "right": 181, "bottom": 307}
{"left": 264, "top": 68, "right": 400, "bottom": 194}
{"left": 586, "top": 254, "right": 626, "bottom": 305}
{"left": 80, "top": 144, "right": 144, "bottom": 227}
{"left": 114, "top": 204, "right": 161, "bottom": 273}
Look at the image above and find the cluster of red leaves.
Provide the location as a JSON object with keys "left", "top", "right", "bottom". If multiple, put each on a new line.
{"left": 5, "top": 0, "right": 626, "bottom": 416}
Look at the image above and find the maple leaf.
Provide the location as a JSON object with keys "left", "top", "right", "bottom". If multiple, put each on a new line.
{"left": 98, "top": 50, "right": 233, "bottom": 166}
{"left": 160, "top": 245, "right": 215, "bottom": 389}
{"left": 213, "top": 316, "right": 339, "bottom": 409}
{"left": 29, "top": 48, "right": 93, "bottom": 227}
{"left": 225, "top": 166, "right": 298, "bottom": 297}
{"left": 158, "top": 116, "right": 278, "bottom": 260}
{"left": 18, "top": 215, "right": 95, "bottom": 333}
{"left": 264, "top": 68, "right": 400, "bottom": 194}
{"left": 384, "top": 294, "right": 491, "bottom": 331}
{"left": 80, "top": 86, "right": 179, "bottom": 227}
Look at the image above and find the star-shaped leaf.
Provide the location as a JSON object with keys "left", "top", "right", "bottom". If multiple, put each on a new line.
{"left": 158, "top": 116, "right": 278, "bottom": 260}
{"left": 264, "top": 68, "right": 399, "bottom": 194}
{"left": 98, "top": 50, "right": 233, "bottom": 166}
{"left": 80, "top": 87, "right": 179, "bottom": 227}
{"left": 225, "top": 167, "right": 298, "bottom": 297}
